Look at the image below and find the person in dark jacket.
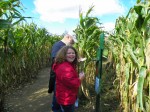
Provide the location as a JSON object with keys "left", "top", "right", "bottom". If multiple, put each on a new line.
{"left": 53, "top": 46, "right": 85, "bottom": 112}
{"left": 48, "top": 33, "right": 76, "bottom": 112}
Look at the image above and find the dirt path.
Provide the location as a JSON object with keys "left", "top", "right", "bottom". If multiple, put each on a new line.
{"left": 3, "top": 67, "right": 119, "bottom": 112}
{"left": 4, "top": 67, "right": 53, "bottom": 112}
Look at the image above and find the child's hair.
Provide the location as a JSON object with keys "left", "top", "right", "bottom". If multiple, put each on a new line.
{"left": 55, "top": 46, "right": 78, "bottom": 66}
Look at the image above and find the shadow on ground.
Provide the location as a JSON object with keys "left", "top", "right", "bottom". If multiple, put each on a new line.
{"left": 4, "top": 68, "right": 53, "bottom": 112}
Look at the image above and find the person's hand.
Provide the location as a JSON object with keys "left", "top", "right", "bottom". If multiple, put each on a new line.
{"left": 78, "top": 58, "right": 86, "bottom": 62}
{"left": 79, "top": 72, "right": 85, "bottom": 81}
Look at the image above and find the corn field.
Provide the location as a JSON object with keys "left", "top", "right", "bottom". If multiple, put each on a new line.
{"left": 0, "top": 0, "right": 150, "bottom": 112}
{"left": 107, "top": 0, "right": 150, "bottom": 111}
{"left": 74, "top": 0, "right": 150, "bottom": 112}
{"left": 0, "top": 0, "right": 61, "bottom": 110}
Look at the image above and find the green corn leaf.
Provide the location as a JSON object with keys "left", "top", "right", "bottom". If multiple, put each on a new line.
{"left": 137, "top": 66, "right": 147, "bottom": 111}
{"left": 0, "top": 19, "right": 11, "bottom": 29}
{"left": 127, "top": 45, "right": 139, "bottom": 69}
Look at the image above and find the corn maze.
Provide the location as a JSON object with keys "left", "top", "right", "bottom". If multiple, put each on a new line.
{"left": 0, "top": 0, "right": 150, "bottom": 112}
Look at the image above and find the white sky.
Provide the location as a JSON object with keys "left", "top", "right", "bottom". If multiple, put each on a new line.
{"left": 31, "top": 0, "right": 135, "bottom": 34}
{"left": 34, "top": 0, "right": 124, "bottom": 22}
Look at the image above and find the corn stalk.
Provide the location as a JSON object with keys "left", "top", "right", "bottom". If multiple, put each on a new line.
{"left": 74, "top": 6, "right": 103, "bottom": 99}
{"left": 107, "top": 0, "right": 150, "bottom": 111}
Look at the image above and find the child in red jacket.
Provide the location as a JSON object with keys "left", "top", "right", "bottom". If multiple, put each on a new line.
{"left": 53, "top": 46, "right": 85, "bottom": 112}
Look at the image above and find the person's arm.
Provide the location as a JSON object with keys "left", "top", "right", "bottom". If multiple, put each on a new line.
{"left": 79, "top": 72, "right": 85, "bottom": 81}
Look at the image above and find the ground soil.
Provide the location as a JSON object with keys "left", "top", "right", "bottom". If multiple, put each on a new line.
{"left": 4, "top": 68, "right": 52, "bottom": 112}
{"left": 3, "top": 67, "right": 120, "bottom": 112}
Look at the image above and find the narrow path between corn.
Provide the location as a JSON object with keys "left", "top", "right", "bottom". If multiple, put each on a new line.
{"left": 4, "top": 67, "right": 87, "bottom": 112}
{"left": 4, "top": 67, "right": 53, "bottom": 112}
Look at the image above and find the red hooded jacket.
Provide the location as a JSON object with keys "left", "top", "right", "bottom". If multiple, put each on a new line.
{"left": 53, "top": 61, "right": 81, "bottom": 105}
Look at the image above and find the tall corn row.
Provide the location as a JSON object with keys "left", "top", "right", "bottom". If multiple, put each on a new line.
{"left": 0, "top": 22, "right": 60, "bottom": 90}
{"left": 107, "top": 0, "right": 150, "bottom": 111}
{"left": 0, "top": 0, "right": 60, "bottom": 111}
{"left": 74, "top": 6, "right": 103, "bottom": 99}
{"left": 0, "top": 0, "right": 24, "bottom": 110}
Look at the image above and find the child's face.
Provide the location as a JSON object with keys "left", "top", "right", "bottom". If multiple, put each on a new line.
{"left": 66, "top": 48, "right": 76, "bottom": 63}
